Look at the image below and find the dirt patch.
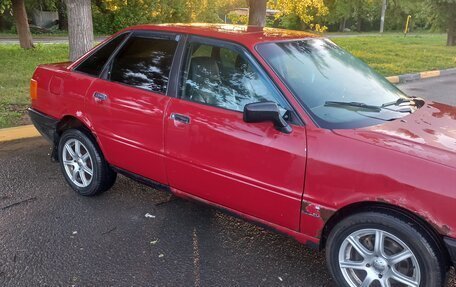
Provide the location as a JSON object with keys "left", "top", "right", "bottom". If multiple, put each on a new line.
{"left": 19, "top": 113, "right": 32, "bottom": 126}
{"left": 0, "top": 103, "right": 30, "bottom": 127}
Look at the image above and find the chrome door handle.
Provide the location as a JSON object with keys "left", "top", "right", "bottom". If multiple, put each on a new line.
{"left": 170, "top": 113, "right": 190, "bottom": 124}
{"left": 93, "top": 92, "right": 108, "bottom": 102}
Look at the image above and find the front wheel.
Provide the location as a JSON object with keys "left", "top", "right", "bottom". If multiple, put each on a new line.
{"left": 58, "top": 129, "right": 116, "bottom": 196}
{"left": 326, "top": 211, "right": 447, "bottom": 287}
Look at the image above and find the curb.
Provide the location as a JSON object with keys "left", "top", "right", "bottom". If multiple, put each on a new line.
{"left": 386, "top": 67, "right": 456, "bottom": 84}
{"left": 0, "top": 125, "right": 39, "bottom": 142}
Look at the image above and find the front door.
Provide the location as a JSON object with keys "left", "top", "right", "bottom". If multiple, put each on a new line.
{"left": 164, "top": 37, "right": 307, "bottom": 230}
{"left": 86, "top": 32, "right": 179, "bottom": 183}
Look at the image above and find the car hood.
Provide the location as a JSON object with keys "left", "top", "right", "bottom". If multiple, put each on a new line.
{"left": 333, "top": 101, "right": 456, "bottom": 169}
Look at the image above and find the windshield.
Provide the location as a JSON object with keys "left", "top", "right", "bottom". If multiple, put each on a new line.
{"left": 256, "top": 39, "right": 416, "bottom": 129}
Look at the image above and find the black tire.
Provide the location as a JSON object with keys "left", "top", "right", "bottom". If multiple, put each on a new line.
{"left": 58, "top": 129, "right": 116, "bottom": 196}
{"left": 326, "top": 211, "right": 447, "bottom": 287}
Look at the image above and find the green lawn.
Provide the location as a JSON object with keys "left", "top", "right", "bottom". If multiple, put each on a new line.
{"left": 0, "top": 33, "right": 455, "bottom": 128}
{"left": 332, "top": 34, "right": 456, "bottom": 76}
{"left": 0, "top": 44, "right": 68, "bottom": 128}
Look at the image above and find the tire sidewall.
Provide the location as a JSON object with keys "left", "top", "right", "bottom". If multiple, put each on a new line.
{"left": 58, "top": 129, "right": 104, "bottom": 196}
{"left": 326, "top": 212, "right": 442, "bottom": 287}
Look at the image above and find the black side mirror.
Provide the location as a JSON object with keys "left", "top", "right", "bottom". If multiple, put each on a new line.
{"left": 243, "top": 101, "right": 292, "bottom": 134}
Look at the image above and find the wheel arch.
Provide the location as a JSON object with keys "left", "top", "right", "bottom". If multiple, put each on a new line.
{"left": 53, "top": 115, "right": 103, "bottom": 161}
{"left": 319, "top": 201, "right": 451, "bottom": 268}
{"left": 57, "top": 115, "right": 92, "bottom": 135}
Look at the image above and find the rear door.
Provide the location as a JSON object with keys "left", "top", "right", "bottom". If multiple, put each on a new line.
{"left": 85, "top": 31, "right": 180, "bottom": 183}
{"left": 164, "top": 37, "right": 307, "bottom": 230}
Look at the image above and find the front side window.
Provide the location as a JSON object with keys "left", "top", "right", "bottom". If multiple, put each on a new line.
{"left": 75, "top": 33, "right": 127, "bottom": 76}
{"left": 257, "top": 39, "right": 415, "bottom": 129}
{"left": 180, "top": 42, "right": 289, "bottom": 112}
{"left": 109, "top": 36, "right": 178, "bottom": 93}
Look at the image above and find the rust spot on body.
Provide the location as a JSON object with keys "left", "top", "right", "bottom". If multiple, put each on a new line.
{"left": 319, "top": 207, "right": 335, "bottom": 223}
{"left": 302, "top": 201, "right": 335, "bottom": 222}
{"left": 301, "top": 202, "right": 321, "bottom": 218}
{"left": 428, "top": 220, "right": 451, "bottom": 236}
{"left": 375, "top": 197, "right": 452, "bottom": 236}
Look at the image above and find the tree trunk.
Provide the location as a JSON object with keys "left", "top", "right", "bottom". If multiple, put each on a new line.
{"left": 380, "top": 0, "right": 387, "bottom": 33}
{"left": 357, "top": 17, "right": 362, "bottom": 32}
{"left": 65, "top": 0, "right": 94, "bottom": 61}
{"left": 11, "top": 0, "right": 34, "bottom": 49}
{"left": 0, "top": 13, "right": 4, "bottom": 32}
{"left": 447, "top": 10, "right": 456, "bottom": 46}
{"left": 248, "top": 0, "right": 267, "bottom": 28}
{"left": 57, "top": 0, "right": 68, "bottom": 31}
{"left": 339, "top": 18, "right": 346, "bottom": 32}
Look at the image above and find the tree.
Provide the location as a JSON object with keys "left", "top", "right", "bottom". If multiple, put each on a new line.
{"left": 56, "top": 0, "right": 68, "bottom": 30}
{"left": 65, "top": 0, "right": 94, "bottom": 61}
{"left": 379, "top": 0, "right": 387, "bottom": 32}
{"left": 248, "top": 0, "right": 267, "bottom": 27}
{"left": 11, "top": 0, "right": 34, "bottom": 49}
{"left": 270, "top": 0, "right": 329, "bottom": 31}
{"left": 325, "top": 0, "right": 355, "bottom": 31}
{"left": 429, "top": 0, "right": 456, "bottom": 46}
{"left": 0, "top": 1, "right": 10, "bottom": 32}
{"left": 448, "top": 9, "right": 456, "bottom": 45}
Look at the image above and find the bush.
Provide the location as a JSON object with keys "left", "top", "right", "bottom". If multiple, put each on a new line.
{"left": 92, "top": 1, "right": 159, "bottom": 34}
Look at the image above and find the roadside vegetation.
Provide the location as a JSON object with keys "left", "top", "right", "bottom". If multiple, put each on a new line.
{"left": 333, "top": 34, "right": 456, "bottom": 75}
{"left": 0, "top": 33, "right": 455, "bottom": 128}
{"left": 0, "top": 44, "right": 67, "bottom": 128}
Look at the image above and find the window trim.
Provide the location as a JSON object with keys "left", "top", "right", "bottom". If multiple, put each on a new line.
{"left": 178, "top": 35, "right": 304, "bottom": 126}
{"left": 72, "top": 31, "right": 131, "bottom": 78}
{"left": 99, "top": 30, "right": 182, "bottom": 96}
{"left": 254, "top": 39, "right": 328, "bottom": 129}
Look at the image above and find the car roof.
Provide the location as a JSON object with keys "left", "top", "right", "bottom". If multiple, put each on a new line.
{"left": 124, "top": 23, "right": 319, "bottom": 48}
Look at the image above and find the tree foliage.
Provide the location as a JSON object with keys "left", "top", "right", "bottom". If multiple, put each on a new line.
{"left": 427, "top": 0, "right": 456, "bottom": 45}
{"left": 92, "top": 0, "right": 245, "bottom": 34}
{"left": 269, "top": 0, "right": 329, "bottom": 31}
{"left": 1, "top": 0, "right": 456, "bottom": 44}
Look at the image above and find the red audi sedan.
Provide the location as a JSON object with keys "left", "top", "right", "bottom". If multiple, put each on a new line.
{"left": 28, "top": 24, "right": 455, "bottom": 286}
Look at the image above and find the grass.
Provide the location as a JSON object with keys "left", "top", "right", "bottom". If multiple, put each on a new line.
{"left": 0, "top": 44, "right": 68, "bottom": 128}
{"left": 332, "top": 34, "right": 456, "bottom": 76}
{"left": 0, "top": 33, "right": 455, "bottom": 128}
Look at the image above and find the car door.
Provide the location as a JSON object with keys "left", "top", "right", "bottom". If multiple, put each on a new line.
{"left": 164, "top": 36, "right": 307, "bottom": 230}
{"left": 85, "top": 31, "right": 180, "bottom": 184}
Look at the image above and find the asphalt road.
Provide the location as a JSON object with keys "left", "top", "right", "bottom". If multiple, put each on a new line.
{"left": 398, "top": 74, "right": 456, "bottom": 106}
{"left": 0, "top": 75, "right": 455, "bottom": 287}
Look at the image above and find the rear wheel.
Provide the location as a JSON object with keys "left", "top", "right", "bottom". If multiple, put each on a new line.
{"left": 326, "top": 212, "right": 447, "bottom": 287}
{"left": 58, "top": 129, "right": 116, "bottom": 196}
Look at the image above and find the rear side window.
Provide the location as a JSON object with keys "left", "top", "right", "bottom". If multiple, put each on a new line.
{"left": 74, "top": 33, "right": 127, "bottom": 76}
{"left": 109, "top": 36, "right": 178, "bottom": 94}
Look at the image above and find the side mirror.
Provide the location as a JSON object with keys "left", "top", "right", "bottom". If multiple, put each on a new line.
{"left": 243, "top": 101, "right": 292, "bottom": 134}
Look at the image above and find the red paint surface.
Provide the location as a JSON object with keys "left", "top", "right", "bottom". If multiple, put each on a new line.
{"left": 31, "top": 24, "right": 456, "bottom": 245}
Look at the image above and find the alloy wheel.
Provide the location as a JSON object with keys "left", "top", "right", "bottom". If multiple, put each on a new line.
{"left": 338, "top": 228, "right": 421, "bottom": 287}
{"left": 62, "top": 138, "right": 94, "bottom": 188}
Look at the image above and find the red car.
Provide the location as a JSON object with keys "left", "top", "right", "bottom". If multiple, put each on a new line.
{"left": 29, "top": 24, "right": 455, "bottom": 287}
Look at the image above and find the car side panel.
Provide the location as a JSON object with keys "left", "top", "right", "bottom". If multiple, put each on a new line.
{"left": 85, "top": 79, "right": 171, "bottom": 184}
{"left": 164, "top": 98, "right": 307, "bottom": 230}
{"left": 32, "top": 66, "right": 94, "bottom": 122}
{"left": 300, "top": 128, "right": 456, "bottom": 239}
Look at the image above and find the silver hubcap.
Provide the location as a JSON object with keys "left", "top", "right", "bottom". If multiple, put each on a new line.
{"left": 62, "top": 139, "right": 93, "bottom": 188}
{"left": 339, "top": 229, "right": 421, "bottom": 287}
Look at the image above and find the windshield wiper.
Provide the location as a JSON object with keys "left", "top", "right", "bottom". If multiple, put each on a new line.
{"left": 381, "top": 97, "right": 412, "bottom": 108}
{"left": 324, "top": 101, "right": 381, "bottom": 112}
